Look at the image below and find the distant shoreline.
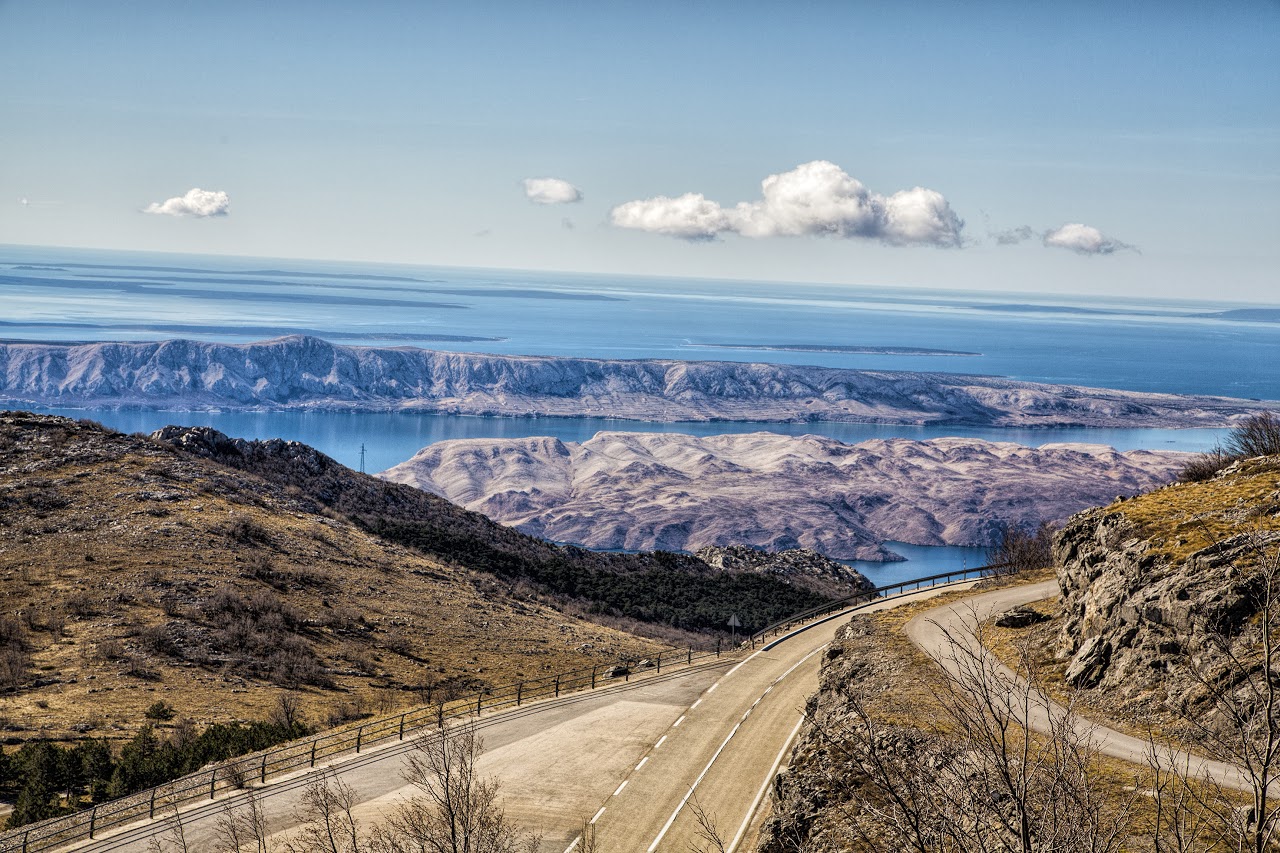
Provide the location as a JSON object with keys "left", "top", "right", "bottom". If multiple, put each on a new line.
{"left": 691, "top": 343, "right": 981, "bottom": 356}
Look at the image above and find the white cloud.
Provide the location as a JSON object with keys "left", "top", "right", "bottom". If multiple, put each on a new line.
{"left": 144, "top": 188, "right": 230, "bottom": 218}
{"left": 610, "top": 161, "right": 964, "bottom": 247}
{"left": 1043, "top": 223, "right": 1133, "bottom": 255}
{"left": 522, "top": 177, "right": 582, "bottom": 205}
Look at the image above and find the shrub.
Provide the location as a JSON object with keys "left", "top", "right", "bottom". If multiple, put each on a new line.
{"left": 144, "top": 701, "right": 176, "bottom": 722}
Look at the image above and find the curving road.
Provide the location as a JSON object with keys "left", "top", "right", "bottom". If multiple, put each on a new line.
{"left": 65, "top": 584, "right": 971, "bottom": 853}
{"left": 905, "top": 581, "right": 1254, "bottom": 793}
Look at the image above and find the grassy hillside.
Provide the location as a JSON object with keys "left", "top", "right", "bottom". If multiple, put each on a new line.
{"left": 0, "top": 412, "right": 668, "bottom": 748}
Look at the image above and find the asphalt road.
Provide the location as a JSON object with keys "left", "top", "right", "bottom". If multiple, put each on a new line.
{"left": 66, "top": 584, "right": 970, "bottom": 853}
{"left": 905, "top": 581, "right": 1255, "bottom": 793}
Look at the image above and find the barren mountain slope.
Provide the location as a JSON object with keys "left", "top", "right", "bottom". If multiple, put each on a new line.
{"left": 0, "top": 335, "right": 1271, "bottom": 427}
{"left": 0, "top": 413, "right": 665, "bottom": 746}
{"left": 382, "top": 432, "right": 1187, "bottom": 559}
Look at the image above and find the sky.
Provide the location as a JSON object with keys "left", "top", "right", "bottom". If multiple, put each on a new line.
{"left": 1, "top": 1, "right": 1277, "bottom": 300}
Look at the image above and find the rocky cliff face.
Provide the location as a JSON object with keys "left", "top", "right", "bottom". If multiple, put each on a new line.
{"left": 0, "top": 335, "right": 1271, "bottom": 427}
{"left": 1055, "top": 456, "right": 1280, "bottom": 713}
{"left": 382, "top": 432, "right": 1186, "bottom": 560}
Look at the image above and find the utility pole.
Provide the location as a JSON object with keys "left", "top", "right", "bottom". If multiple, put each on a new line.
{"left": 359, "top": 443, "right": 366, "bottom": 474}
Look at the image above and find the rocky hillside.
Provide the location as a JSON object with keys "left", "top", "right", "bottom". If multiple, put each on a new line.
{"left": 382, "top": 432, "right": 1186, "bottom": 560}
{"left": 694, "top": 545, "right": 875, "bottom": 599}
{"left": 1055, "top": 454, "right": 1280, "bottom": 715}
{"left": 0, "top": 412, "right": 669, "bottom": 747}
{"left": 0, "top": 413, "right": 822, "bottom": 747}
{"left": 0, "top": 335, "right": 1271, "bottom": 427}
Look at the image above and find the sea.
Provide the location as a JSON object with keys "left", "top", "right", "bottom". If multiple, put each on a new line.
{"left": 5, "top": 244, "right": 1278, "bottom": 585}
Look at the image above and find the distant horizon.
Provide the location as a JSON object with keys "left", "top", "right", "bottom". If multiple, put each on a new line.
{"left": 4, "top": 241, "right": 1277, "bottom": 311}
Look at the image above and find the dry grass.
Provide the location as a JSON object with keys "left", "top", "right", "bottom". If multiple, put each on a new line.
{"left": 0, "top": 414, "right": 665, "bottom": 747}
{"left": 1111, "top": 458, "right": 1280, "bottom": 563}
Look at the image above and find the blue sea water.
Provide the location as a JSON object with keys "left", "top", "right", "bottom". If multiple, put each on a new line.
{"left": 5, "top": 244, "right": 1276, "bottom": 578}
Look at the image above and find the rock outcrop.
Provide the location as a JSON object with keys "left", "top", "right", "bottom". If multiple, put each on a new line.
{"left": 0, "top": 334, "right": 1272, "bottom": 427}
{"left": 694, "top": 545, "right": 876, "bottom": 598}
{"left": 1055, "top": 456, "right": 1280, "bottom": 710}
{"left": 382, "top": 432, "right": 1187, "bottom": 560}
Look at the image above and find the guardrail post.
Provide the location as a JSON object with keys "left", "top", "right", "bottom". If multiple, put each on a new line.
{"left": 260, "top": 754, "right": 268, "bottom": 783}
{"left": 310, "top": 741, "right": 317, "bottom": 767}
{"left": 89, "top": 806, "right": 97, "bottom": 839}
{"left": 399, "top": 714, "right": 406, "bottom": 740}
{"left": 149, "top": 787, "right": 157, "bottom": 818}
{"left": 356, "top": 727, "right": 363, "bottom": 754}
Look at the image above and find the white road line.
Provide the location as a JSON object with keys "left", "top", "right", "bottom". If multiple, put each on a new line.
{"left": 707, "top": 683, "right": 718, "bottom": 693}
{"left": 590, "top": 806, "right": 606, "bottom": 824}
{"left": 562, "top": 835, "right": 582, "bottom": 853}
{"left": 727, "top": 716, "right": 805, "bottom": 853}
{"left": 647, "top": 722, "right": 744, "bottom": 852}
{"left": 691, "top": 698, "right": 702, "bottom": 709}
{"left": 673, "top": 714, "right": 686, "bottom": 727}
{"left": 655, "top": 734, "right": 667, "bottom": 749}
{"left": 613, "top": 780, "right": 628, "bottom": 797}
{"left": 636, "top": 756, "right": 649, "bottom": 770}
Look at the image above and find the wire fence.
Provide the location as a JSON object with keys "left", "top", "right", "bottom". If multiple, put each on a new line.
{"left": 0, "top": 563, "right": 996, "bottom": 853}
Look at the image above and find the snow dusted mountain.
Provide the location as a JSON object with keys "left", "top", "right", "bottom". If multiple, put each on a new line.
{"left": 0, "top": 335, "right": 1269, "bottom": 427}
{"left": 380, "top": 432, "right": 1188, "bottom": 560}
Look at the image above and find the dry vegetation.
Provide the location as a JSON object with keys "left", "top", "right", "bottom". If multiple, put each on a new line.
{"left": 0, "top": 412, "right": 665, "bottom": 748}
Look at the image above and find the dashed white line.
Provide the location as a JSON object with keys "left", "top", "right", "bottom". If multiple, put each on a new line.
{"left": 590, "top": 806, "right": 606, "bottom": 824}
{"left": 563, "top": 835, "right": 582, "bottom": 853}
{"left": 691, "top": 698, "right": 703, "bottom": 709}
{"left": 636, "top": 756, "right": 649, "bottom": 770}
{"left": 673, "top": 714, "right": 686, "bottom": 727}
{"left": 613, "top": 780, "right": 628, "bottom": 797}
{"left": 655, "top": 734, "right": 667, "bottom": 749}
{"left": 647, "top": 722, "right": 744, "bottom": 851}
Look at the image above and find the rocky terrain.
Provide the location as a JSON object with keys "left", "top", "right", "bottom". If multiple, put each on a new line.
{"left": 0, "top": 413, "right": 827, "bottom": 747}
{"left": 381, "top": 432, "right": 1187, "bottom": 560}
{"left": 0, "top": 334, "right": 1272, "bottom": 427}
{"left": 1054, "top": 453, "right": 1280, "bottom": 718}
{"left": 694, "top": 545, "right": 875, "bottom": 598}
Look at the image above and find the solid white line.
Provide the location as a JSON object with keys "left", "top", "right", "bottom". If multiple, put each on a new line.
{"left": 727, "top": 716, "right": 805, "bottom": 853}
{"left": 655, "top": 735, "right": 667, "bottom": 749}
{"left": 647, "top": 722, "right": 744, "bottom": 852}
{"left": 673, "top": 714, "right": 686, "bottom": 727}
{"left": 590, "top": 806, "right": 606, "bottom": 824}
{"left": 636, "top": 756, "right": 649, "bottom": 770}
{"left": 613, "top": 780, "right": 628, "bottom": 797}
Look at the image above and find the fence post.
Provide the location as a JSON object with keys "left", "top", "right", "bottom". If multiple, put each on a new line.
{"left": 687, "top": 647, "right": 692, "bottom": 664}
{"left": 149, "top": 787, "right": 157, "bottom": 818}
{"left": 656, "top": 653, "right": 661, "bottom": 674}
{"left": 310, "top": 741, "right": 317, "bottom": 767}
{"left": 89, "top": 806, "right": 97, "bottom": 839}
{"left": 260, "top": 754, "right": 268, "bottom": 783}
{"left": 590, "top": 665, "right": 597, "bottom": 689}
{"left": 210, "top": 770, "right": 216, "bottom": 799}
{"left": 22, "top": 830, "right": 28, "bottom": 852}
{"left": 716, "top": 639, "right": 721, "bottom": 658}
{"left": 477, "top": 691, "right": 483, "bottom": 715}
{"left": 399, "top": 714, "right": 406, "bottom": 740}
{"left": 356, "top": 727, "right": 363, "bottom": 754}
{"left": 554, "top": 676, "right": 560, "bottom": 697}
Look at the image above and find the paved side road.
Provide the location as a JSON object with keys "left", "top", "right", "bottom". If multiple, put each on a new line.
{"left": 905, "top": 581, "right": 1253, "bottom": 793}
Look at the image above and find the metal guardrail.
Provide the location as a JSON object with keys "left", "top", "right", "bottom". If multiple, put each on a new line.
{"left": 1, "top": 563, "right": 999, "bottom": 853}
{"left": 746, "top": 563, "right": 1001, "bottom": 648}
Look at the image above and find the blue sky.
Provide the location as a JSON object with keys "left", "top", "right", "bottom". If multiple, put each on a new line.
{"left": 1, "top": 1, "right": 1276, "bottom": 299}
